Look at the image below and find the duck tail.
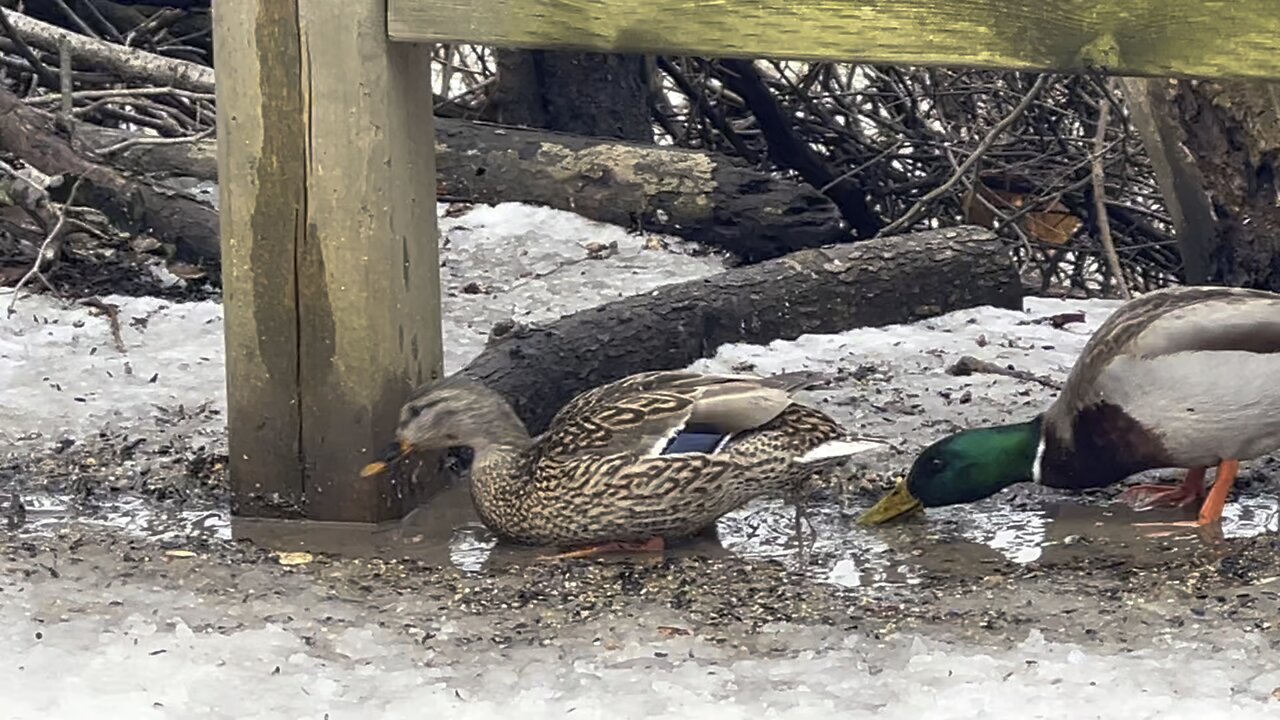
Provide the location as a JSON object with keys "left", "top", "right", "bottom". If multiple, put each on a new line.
{"left": 761, "top": 370, "right": 836, "bottom": 392}
{"left": 795, "top": 437, "right": 887, "bottom": 464}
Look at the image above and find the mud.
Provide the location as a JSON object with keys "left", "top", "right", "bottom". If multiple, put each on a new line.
{"left": 5, "top": 431, "right": 1280, "bottom": 654}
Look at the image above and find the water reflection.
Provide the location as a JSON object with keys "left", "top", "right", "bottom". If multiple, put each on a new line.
{"left": 10, "top": 482, "right": 1278, "bottom": 592}
{"left": 17, "top": 492, "right": 231, "bottom": 543}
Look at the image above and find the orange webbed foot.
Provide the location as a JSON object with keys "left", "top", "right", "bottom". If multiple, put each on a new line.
{"left": 538, "top": 536, "right": 665, "bottom": 561}
{"left": 1131, "top": 460, "right": 1239, "bottom": 540}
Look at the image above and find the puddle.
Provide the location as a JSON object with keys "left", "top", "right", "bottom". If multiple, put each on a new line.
{"left": 11, "top": 483, "right": 1278, "bottom": 590}
{"left": 227, "top": 484, "right": 1280, "bottom": 588}
{"left": 15, "top": 492, "right": 230, "bottom": 544}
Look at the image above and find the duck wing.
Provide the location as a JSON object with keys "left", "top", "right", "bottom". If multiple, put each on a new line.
{"left": 1049, "top": 286, "right": 1280, "bottom": 433}
{"left": 535, "top": 372, "right": 800, "bottom": 465}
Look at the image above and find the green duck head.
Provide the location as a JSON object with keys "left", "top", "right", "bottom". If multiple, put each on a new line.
{"left": 858, "top": 415, "right": 1044, "bottom": 525}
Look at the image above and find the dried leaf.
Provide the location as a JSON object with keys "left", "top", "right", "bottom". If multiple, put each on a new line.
{"left": 962, "top": 180, "right": 1082, "bottom": 246}
{"left": 275, "top": 552, "right": 313, "bottom": 566}
{"left": 164, "top": 549, "right": 196, "bottom": 558}
{"left": 167, "top": 261, "right": 206, "bottom": 280}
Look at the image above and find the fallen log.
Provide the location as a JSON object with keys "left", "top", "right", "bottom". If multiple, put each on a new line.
{"left": 72, "top": 120, "right": 218, "bottom": 181}
{"left": 458, "top": 226, "right": 1022, "bottom": 434}
{"left": 0, "top": 86, "right": 218, "bottom": 264}
{"left": 70, "top": 117, "right": 851, "bottom": 263}
{"left": 5, "top": 8, "right": 848, "bottom": 264}
{"left": 438, "top": 120, "right": 850, "bottom": 262}
{"left": 0, "top": 8, "right": 215, "bottom": 93}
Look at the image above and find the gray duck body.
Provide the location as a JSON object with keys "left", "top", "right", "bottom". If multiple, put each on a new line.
{"left": 1038, "top": 285, "right": 1280, "bottom": 489}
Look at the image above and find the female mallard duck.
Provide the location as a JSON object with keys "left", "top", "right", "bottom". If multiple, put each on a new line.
{"left": 368, "top": 370, "right": 884, "bottom": 558}
{"left": 859, "top": 285, "right": 1280, "bottom": 528}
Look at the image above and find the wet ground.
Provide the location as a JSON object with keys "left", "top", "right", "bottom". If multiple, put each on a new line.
{"left": 6, "top": 424, "right": 1280, "bottom": 655}
{"left": 4, "top": 204, "right": 1280, "bottom": 715}
{"left": 4, "top": 281, "right": 1280, "bottom": 653}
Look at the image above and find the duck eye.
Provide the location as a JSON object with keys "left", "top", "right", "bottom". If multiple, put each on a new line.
{"left": 406, "top": 404, "right": 424, "bottom": 420}
{"left": 928, "top": 457, "right": 946, "bottom": 472}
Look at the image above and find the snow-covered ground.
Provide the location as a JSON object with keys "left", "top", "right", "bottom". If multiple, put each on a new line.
{"left": 3, "top": 202, "right": 1279, "bottom": 719}
{"left": 1, "top": 203, "right": 728, "bottom": 445}
{"left": 5, "top": 572, "right": 1278, "bottom": 720}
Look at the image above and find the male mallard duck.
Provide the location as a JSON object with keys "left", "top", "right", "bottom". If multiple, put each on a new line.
{"left": 859, "top": 285, "right": 1280, "bottom": 528}
{"left": 367, "top": 370, "right": 885, "bottom": 558}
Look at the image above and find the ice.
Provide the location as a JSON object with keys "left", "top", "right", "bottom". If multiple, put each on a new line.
{"left": 0, "top": 295, "right": 225, "bottom": 446}
{"left": 5, "top": 229, "right": 1275, "bottom": 568}
{"left": 4, "top": 202, "right": 1280, "bottom": 717}
{"left": 436, "top": 202, "right": 728, "bottom": 370}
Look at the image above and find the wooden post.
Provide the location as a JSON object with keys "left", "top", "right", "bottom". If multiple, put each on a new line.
{"left": 213, "top": 0, "right": 443, "bottom": 523}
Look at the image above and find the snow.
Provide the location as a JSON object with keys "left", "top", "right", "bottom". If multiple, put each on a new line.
{"left": 2, "top": 574, "right": 1278, "bottom": 720}
{"left": 3, "top": 204, "right": 1277, "bottom": 567}
{"left": 4, "top": 201, "right": 1280, "bottom": 718}
{"left": 0, "top": 296, "right": 225, "bottom": 446}
{"left": 0, "top": 202, "right": 726, "bottom": 446}
{"left": 436, "top": 202, "right": 728, "bottom": 370}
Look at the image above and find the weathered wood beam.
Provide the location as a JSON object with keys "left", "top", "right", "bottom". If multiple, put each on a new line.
{"left": 214, "top": 0, "right": 443, "bottom": 522}
{"left": 389, "top": 0, "right": 1280, "bottom": 81}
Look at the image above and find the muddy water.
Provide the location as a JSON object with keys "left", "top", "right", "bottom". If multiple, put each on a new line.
{"left": 228, "top": 482, "right": 1279, "bottom": 587}
{"left": 14, "top": 479, "right": 1278, "bottom": 591}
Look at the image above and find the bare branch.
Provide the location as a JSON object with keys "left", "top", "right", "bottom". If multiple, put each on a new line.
{"left": 80, "top": 297, "right": 127, "bottom": 354}
{"left": 58, "top": 39, "right": 73, "bottom": 117}
{"left": 0, "top": 8, "right": 214, "bottom": 93}
{"left": 51, "top": 0, "right": 100, "bottom": 40}
{"left": 5, "top": 173, "right": 86, "bottom": 314}
{"left": 1091, "top": 93, "right": 1131, "bottom": 299}
{"left": 0, "top": 8, "right": 59, "bottom": 89}
{"left": 95, "top": 126, "right": 213, "bottom": 156}
{"left": 947, "top": 355, "right": 1063, "bottom": 391}
{"left": 25, "top": 86, "right": 215, "bottom": 106}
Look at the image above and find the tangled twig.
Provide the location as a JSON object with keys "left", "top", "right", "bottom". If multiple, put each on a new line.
{"left": 879, "top": 74, "right": 1051, "bottom": 236}
{"left": 5, "top": 173, "right": 86, "bottom": 315}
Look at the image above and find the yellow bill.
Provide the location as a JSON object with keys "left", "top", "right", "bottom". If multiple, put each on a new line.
{"left": 360, "top": 461, "right": 390, "bottom": 478}
{"left": 360, "top": 440, "right": 413, "bottom": 478}
{"left": 856, "top": 478, "right": 924, "bottom": 525}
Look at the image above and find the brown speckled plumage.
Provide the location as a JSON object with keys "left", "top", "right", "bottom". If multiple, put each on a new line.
{"left": 394, "top": 370, "right": 882, "bottom": 546}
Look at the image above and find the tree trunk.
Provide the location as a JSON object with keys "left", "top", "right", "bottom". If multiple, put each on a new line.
{"left": 1117, "top": 78, "right": 1217, "bottom": 284}
{"left": 433, "top": 119, "right": 848, "bottom": 262}
{"left": 718, "top": 59, "right": 881, "bottom": 240}
{"left": 493, "top": 49, "right": 653, "bottom": 143}
{"left": 71, "top": 117, "right": 851, "bottom": 264}
{"left": 459, "top": 226, "right": 1022, "bottom": 434}
{"left": 1151, "top": 80, "right": 1280, "bottom": 290}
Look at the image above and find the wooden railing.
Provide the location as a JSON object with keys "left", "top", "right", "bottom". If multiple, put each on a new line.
{"left": 390, "top": 0, "right": 1280, "bottom": 80}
